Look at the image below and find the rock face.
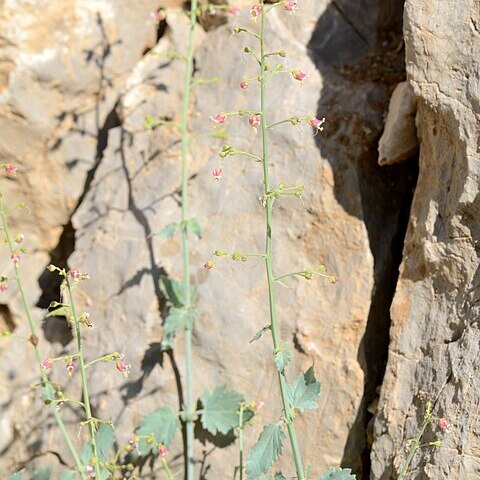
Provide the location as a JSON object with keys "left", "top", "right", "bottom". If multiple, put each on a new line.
{"left": 371, "top": 0, "right": 480, "bottom": 479}
{"left": 2, "top": 0, "right": 474, "bottom": 479}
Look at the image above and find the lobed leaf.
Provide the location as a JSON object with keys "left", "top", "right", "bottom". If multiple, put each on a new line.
{"left": 320, "top": 468, "right": 356, "bottom": 480}
{"left": 274, "top": 345, "right": 292, "bottom": 373}
{"left": 9, "top": 471, "right": 24, "bottom": 480}
{"left": 43, "top": 383, "right": 56, "bottom": 404}
{"left": 161, "top": 277, "right": 186, "bottom": 307}
{"left": 287, "top": 366, "right": 321, "bottom": 413}
{"left": 188, "top": 218, "right": 202, "bottom": 239}
{"left": 95, "top": 424, "right": 115, "bottom": 461}
{"left": 135, "top": 405, "right": 180, "bottom": 455}
{"left": 161, "top": 307, "right": 196, "bottom": 350}
{"left": 58, "top": 471, "right": 76, "bottom": 480}
{"left": 31, "top": 468, "right": 52, "bottom": 480}
{"left": 157, "top": 223, "right": 178, "bottom": 239}
{"left": 201, "top": 385, "right": 244, "bottom": 435}
{"left": 246, "top": 423, "right": 286, "bottom": 478}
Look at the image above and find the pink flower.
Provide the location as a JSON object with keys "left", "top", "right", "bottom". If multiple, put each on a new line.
{"left": 250, "top": 4, "right": 262, "bottom": 19}
{"left": 212, "top": 168, "right": 223, "bottom": 181}
{"left": 10, "top": 253, "right": 20, "bottom": 264}
{"left": 249, "top": 114, "right": 261, "bottom": 132}
{"left": 116, "top": 362, "right": 131, "bottom": 377}
{"left": 438, "top": 418, "right": 450, "bottom": 430}
{"left": 5, "top": 164, "right": 17, "bottom": 174}
{"left": 291, "top": 69, "right": 309, "bottom": 82}
{"left": 204, "top": 261, "right": 214, "bottom": 270}
{"left": 282, "top": 0, "right": 298, "bottom": 12}
{"left": 210, "top": 113, "right": 226, "bottom": 126}
{"left": 41, "top": 359, "right": 53, "bottom": 370}
{"left": 150, "top": 10, "right": 166, "bottom": 22}
{"left": 254, "top": 401, "right": 265, "bottom": 411}
{"left": 66, "top": 361, "right": 76, "bottom": 376}
{"left": 240, "top": 79, "right": 249, "bottom": 90}
{"left": 308, "top": 117, "right": 326, "bottom": 131}
{"left": 228, "top": 6, "right": 240, "bottom": 15}
{"left": 158, "top": 445, "right": 169, "bottom": 456}
{"left": 69, "top": 268, "right": 80, "bottom": 279}
{"left": 329, "top": 276, "right": 339, "bottom": 284}
{"left": 86, "top": 465, "right": 95, "bottom": 479}
{"left": 0, "top": 283, "right": 7, "bottom": 292}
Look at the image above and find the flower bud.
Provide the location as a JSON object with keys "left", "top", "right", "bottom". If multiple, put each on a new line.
{"left": 212, "top": 168, "right": 223, "bottom": 181}
{"left": 14, "top": 234, "right": 24, "bottom": 244}
{"left": 240, "top": 79, "right": 249, "bottom": 90}
{"left": 438, "top": 418, "right": 450, "bottom": 430}
{"left": 41, "top": 359, "right": 53, "bottom": 370}
{"left": 204, "top": 261, "right": 214, "bottom": 270}
{"left": 66, "top": 361, "right": 76, "bottom": 376}
{"left": 291, "top": 69, "right": 309, "bottom": 82}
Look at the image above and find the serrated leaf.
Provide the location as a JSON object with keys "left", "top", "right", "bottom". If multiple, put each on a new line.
{"left": 287, "top": 366, "right": 321, "bottom": 413}
{"left": 201, "top": 385, "right": 244, "bottom": 435}
{"left": 59, "top": 470, "right": 77, "bottom": 480}
{"left": 240, "top": 407, "right": 255, "bottom": 427}
{"left": 250, "top": 325, "right": 270, "bottom": 343}
{"left": 95, "top": 424, "right": 115, "bottom": 461}
{"left": 135, "top": 406, "right": 180, "bottom": 455}
{"left": 157, "top": 223, "right": 178, "bottom": 239}
{"left": 274, "top": 345, "right": 292, "bottom": 373}
{"left": 31, "top": 468, "right": 52, "bottom": 480}
{"left": 320, "top": 468, "right": 356, "bottom": 480}
{"left": 161, "top": 307, "right": 196, "bottom": 350}
{"left": 188, "top": 218, "right": 202, "bottom": 239}
{"left": 9, "top": 471, "right": 24, "bottom": 480}
{"left": 246, "top": 424, "right": 286, "bottom": 478}
{"left": 161, "top": 277, "right": 186, "bottom": 307}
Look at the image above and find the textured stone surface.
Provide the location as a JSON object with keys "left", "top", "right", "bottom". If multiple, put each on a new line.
{"left": 0, "top": 0, "right": 439, "bottom": 479}
{"left": 371, "top": 0, "right": 480, "bottom": 478}
{"left": 378, "top": 81, "right": 418, "bottom": 165}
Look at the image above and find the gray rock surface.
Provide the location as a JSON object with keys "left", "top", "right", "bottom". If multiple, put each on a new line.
{"left": 371, "top": 0, "right": 480, "bottom": 478}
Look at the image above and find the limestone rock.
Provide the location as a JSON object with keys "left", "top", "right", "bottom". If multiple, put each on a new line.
{"left": 371, "top": 1, "right": 480, "bottom": 478}
{"left": 378, "top": 81, "right": 418, "bottom": 166}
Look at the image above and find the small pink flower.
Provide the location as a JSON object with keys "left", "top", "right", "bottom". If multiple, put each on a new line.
{"left": 212, "top": 168, "right": 223, "bottom": 181}
{"left": 66, "top": 361, "right": 76, "bottom": 376}
{"left": 250, "top": 4, "right": 262, "bottom": 19}
{"left": 69, "top": 268, "right": 80, "bottom": 279}
{"left": 249, "top": 114, "right": 261, "bottom": 133}
{"left": 150, "top": 10, "right": 166, "bottom": 22}
{"left": 210, "top": 113, "right": 227, "bottom": 126}
{"left": 5, "top": 164, "right": 17, "bottom": 174}
{"left": 308, "top": 117, "right": 326, "bottom": 131}
{"left": 116, "top": 362, "right": 131, "bottom": 377}
{"left": 282, "top": 0, "right": 298, "bottom": 12}
{"left": 0, "top": 283, "right": 7, "bottom": 292}
{"left": 438, "top": 418, "right": 450, "bottom": 430}
{"left": 129, "top": 436, "right": 139, "bottom": 451}
{"left": 291, "top": 69, "right": 309, "bottom": 82}
{"left": 85, "top": 465, "right": 95, "bottom": 479}
{"left": 41, "top": 359, "right": 53, "bottom": 370}
{"left": 254, "top": 401, "right": 265, "bottom": 411}
{"left": 240, "top": 79, "right": 249, "bottom": 90}
{"left": 10, "top": 253, "right": 20, "bottom": 264}
{"left": 158, "top": 445, "right": 169, "bottom": 456}
{"left": 329, "top": 276, "right": 339, "bottom": 284}
{"left": 228, "top": 6, "right": 240, "bottom": 15}
{"left": 204, "top": 261, "right": 214, "bottom": 270}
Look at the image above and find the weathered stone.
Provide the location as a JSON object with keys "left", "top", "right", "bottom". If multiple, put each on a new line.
{"left": 378, "top": 81, "right": 418, "bottom": 166}
{"left": 371, "top": 0, "right": 480, "bottom": 478}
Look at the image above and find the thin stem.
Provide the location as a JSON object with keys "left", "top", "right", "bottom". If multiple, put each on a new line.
{"left": 238, "top": 404, "right": 245, "bottom": 480}
{"left": 397, "top": 417, "right": 431, "bottom": 480}
{"left": 259, "top": 3, "right": 305, "bottom": 479}
{"left": 180, "top": 1, "right": 198, "bottom": 479}
{"left": 66, "top": 277, "right": 102, "bottom": 479}
{"left": 0, "top": 200, "right": 86, "bottom": 479}
{"left": 235, "top": 150, "right": 264, "bottom": 162}
{"left": 162, "top": 457, "right": 175, "bottom": 480}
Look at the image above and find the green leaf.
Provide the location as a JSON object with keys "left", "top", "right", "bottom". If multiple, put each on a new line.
{"left": 157, "top": 223, "right": 178, "bottom": 239}
{"left": 59, "top": 471, "right": 77, "bottom": 480}
{"left": 250, "top": 325, "right": 271, "bottom": 343}
{"left": 95, "top": 424, "right": 115, "bottom": 461}
{"left": 9, "top": 471, "right": 24, "bottom": 480}
{"left": 320, "top": 468, "right": 356, "bottom": 480}
{"left": 161, "top": 307, "right": 196, "bottom": 350}
{"left": 161, "top": 277, "right": 186, "bottom": 307}
{"left": 31, "top": 468, "right": 52, "bottom": 480}
{"left": 274, "top": 345, "right": 292, "bottom": 373}
{"left": 135, "top": 405, "right": 180, "bottom": 455}
{"left": 246, "top": 423, "right": 286, "bottom": 478}
{"left": 201, "top": 385, "right": 244, "bottom": 435}
{"left": 287, "top": 366, "right": 321, "bottom": 413}
{"left": 188, "top": 218, "right": 202, "bottom": 239}
{"left": 80, "top": 443, "right": 92, "bottom": 464}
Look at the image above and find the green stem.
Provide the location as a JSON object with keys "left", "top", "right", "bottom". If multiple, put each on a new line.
{"left": 181, "top": 1, "right": 198, "bottom": 479}
{"left": 162, "top": 457, "right": 175, "bottom": 480}
{"left": 397, "top": 417, "right": 431, "bottom": 480}
{"left": 0, "top": 200, "right": 86, "bottom": 479}
{"left": 259, "top": 3, "right": 305, "bottom": 479}
{"left": 238, "top": 404, "right": 244, "bottom": 480}
{"left": 66, "top": 277, "right": 102, "bottom": 480}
